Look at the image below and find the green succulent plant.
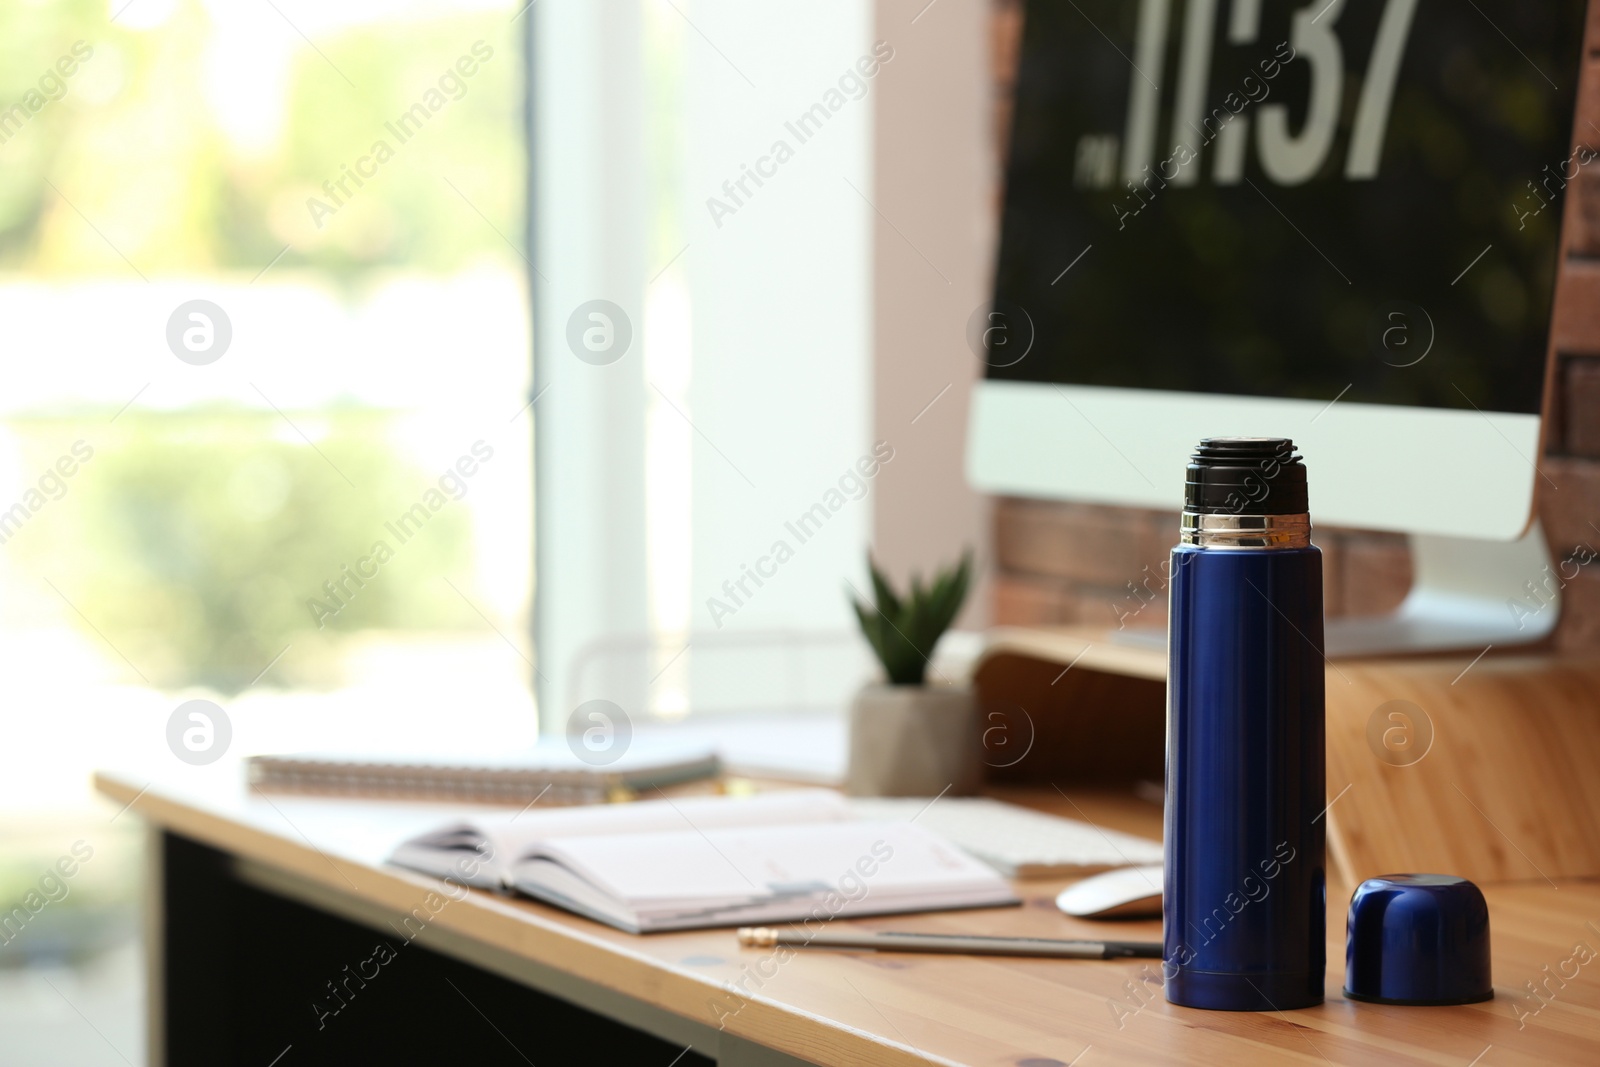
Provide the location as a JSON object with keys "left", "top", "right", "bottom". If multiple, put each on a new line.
{"left": 850, "top": 550, "right": 973, "bottom": 686}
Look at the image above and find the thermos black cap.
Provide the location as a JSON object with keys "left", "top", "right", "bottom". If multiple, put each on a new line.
{"left": 1185, "top": 438, "right": 1308, "bottom": 516}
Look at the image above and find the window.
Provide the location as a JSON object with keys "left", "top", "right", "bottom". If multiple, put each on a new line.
{"left": 0, "top": 1, "right": 529, "bottom": 1057}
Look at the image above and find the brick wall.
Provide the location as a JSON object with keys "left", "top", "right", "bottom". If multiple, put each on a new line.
{"left": 986, "top": 0, "right": 1599, "bottom": 649}
{"left": 992, "top": 497, "right": 1412, "bottom": 633}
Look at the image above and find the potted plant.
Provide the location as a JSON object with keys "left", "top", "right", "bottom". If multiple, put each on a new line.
{"left": 846, "top": 550, "right": 979, "bottom": 796}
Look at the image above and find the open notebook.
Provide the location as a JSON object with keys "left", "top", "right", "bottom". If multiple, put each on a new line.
{"left": 388, "top": 790, "right": 1018, "bottom": 933}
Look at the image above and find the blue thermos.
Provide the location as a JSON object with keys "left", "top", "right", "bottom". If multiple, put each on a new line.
{"left": 1164, "top": 438, "right": 1326, "bottom": 1011}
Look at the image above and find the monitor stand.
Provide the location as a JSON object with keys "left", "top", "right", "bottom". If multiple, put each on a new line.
{"left": 1107, "top": 520, "right": 1562, "bottom": 658}
{"left": 1322, "top": 520, "right": 1559, "bottom": 658}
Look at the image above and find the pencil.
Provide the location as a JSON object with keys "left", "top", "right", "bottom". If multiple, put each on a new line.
{"left": 736, "top": 927, "right": 1162, "bottom": 959}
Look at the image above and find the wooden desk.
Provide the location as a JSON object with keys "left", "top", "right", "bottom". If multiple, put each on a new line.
{"left": 977, "top": 627, "right": 1600, "bottom": 888}
{"left": 97, "top": 769, "right": 1600, "bottom": 1066}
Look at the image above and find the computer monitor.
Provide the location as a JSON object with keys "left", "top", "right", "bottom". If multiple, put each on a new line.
{"left": 967, "top": 0, "right": 1587, "bottom": 652}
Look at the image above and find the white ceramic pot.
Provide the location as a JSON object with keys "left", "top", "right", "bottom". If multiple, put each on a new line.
{"left": 845, "top": 683, "right": 982, "bottom": 797}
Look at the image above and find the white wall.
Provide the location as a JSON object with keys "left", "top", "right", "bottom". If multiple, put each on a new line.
{"left": 531, "top": 0, "right": 652, "bottom": 724}
{"left": 871, "top": 0, "right": 993, "bottom": 625}
{"left": 532, "top": 1, "right": 879, "bottom": 727}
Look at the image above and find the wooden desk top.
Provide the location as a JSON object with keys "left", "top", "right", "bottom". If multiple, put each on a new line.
{"left": 96, "top": 768, "right": 1600, "bottom": 1066}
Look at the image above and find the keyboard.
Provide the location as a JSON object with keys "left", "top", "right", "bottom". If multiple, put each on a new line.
{"left": 847, "top": 797, "right": 1163, "bottom": 879}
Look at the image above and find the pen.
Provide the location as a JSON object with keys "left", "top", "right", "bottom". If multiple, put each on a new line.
{"left": 736, "top": 927, "right": 1162, "bottom": 959}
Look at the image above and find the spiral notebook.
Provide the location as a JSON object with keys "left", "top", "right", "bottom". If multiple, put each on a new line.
{"left": 246, "top": 742, "right": 720, "bottom": 806}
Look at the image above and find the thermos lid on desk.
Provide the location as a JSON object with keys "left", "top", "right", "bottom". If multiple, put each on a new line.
{"left": 1344, "top": 874, "right": 1493, "bottom": 1006}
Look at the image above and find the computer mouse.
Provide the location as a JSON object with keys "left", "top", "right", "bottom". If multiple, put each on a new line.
{"left": 1055, "top": 864, "right": 1163, "bottom": 919}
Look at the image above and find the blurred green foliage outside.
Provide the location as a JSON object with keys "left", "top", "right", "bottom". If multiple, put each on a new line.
{"left": 0, "top": 0, "right": 526, "bottom": 692}
{"left": 9, "top": 412, "right": 478, "bottom": 693}
{"left": 0, "top": 0, "right": 523, "bottom": 279}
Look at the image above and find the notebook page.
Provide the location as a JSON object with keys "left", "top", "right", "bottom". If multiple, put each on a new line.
{"left": 521, "top": 820, "right": 1005, "bottom": 907}
{"left": 462, "top": 788, "right": 852, "bottom": 860}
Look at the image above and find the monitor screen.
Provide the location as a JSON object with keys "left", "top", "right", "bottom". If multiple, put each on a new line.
{"left": 987, "top": 0, "right": 1586, "bottom": 416}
